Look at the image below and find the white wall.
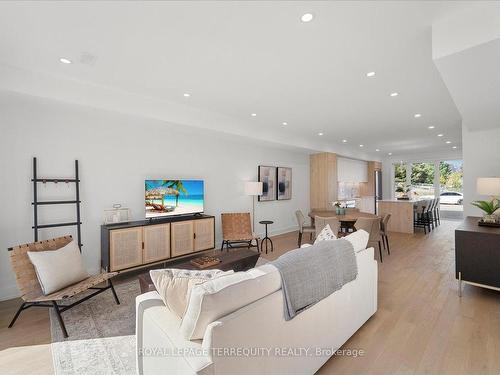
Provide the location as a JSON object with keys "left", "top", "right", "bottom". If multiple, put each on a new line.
{"left": 462, "top": 124, "right": 500, "bottom": 217}
{"left": 0, "top": 91, "right": 310, "bottom": 300}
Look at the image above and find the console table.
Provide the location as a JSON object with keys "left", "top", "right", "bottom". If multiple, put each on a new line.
{"left": 455, "top": 216, "right": 500, "bottom": 296}
{"left": 101, "top": 214, "right": 215, "bottom": 273}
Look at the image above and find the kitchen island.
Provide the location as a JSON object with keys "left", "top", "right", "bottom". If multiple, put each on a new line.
{"left": 378, "top": 199, "right": 416, "bottom": 234}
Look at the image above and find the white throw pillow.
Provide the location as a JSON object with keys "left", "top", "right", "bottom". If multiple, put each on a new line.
{"left": 27, "top": 240, "right": 88, "bottom": 295}
{"left": 180, "top": 264, "right": 282, "bottom": 340}
{"left": 150, "top": 268, "right": 233, "bottom": 319}
{"left": 314, "top": 224, "right": 337, "bottom": 244}
{"left": 344, "top": 230, "right": 369, "bottom": 252}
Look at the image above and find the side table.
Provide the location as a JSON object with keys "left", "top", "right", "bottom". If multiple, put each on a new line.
{"left": 259, "top": 220, "right": 274, "bottom": 254}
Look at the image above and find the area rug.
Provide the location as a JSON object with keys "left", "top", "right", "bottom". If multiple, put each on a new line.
{"left": 50, "top": 279, "right": 141, "bottom": 375}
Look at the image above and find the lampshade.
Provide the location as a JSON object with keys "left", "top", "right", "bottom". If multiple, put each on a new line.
{"left": 476, "top": 177, "right": 500, "bottom": 196}
{"left": 245, "top": 181, "right": 263, "bottom": 196}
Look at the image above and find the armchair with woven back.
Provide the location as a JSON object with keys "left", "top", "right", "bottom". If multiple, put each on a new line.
{"left": 220, "top": 213, "right": 260, "bottom": 252}
{"left": 7, "top": 235, "right": 120, "bottom": 338}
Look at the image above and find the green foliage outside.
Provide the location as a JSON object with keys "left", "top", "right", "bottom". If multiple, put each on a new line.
{"left": 411, "top": 163, "right": 435, "bottom": 184}
{"left": 393, "top": 161, "right": 463, "bottom": 195}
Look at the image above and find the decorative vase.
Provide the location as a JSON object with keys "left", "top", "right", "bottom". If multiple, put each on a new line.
{"left": 339, "top": 207, "right": 346, "bottom": 215}
{"left": 482, "top": 214, "right": 496, "bottom": 223}
{"left": 335, "top": 207, "right": 340, "bottom": 214}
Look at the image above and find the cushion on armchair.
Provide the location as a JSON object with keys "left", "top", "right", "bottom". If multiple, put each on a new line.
{"left": 27, "top": 240, "right": 89, "bottom": 295}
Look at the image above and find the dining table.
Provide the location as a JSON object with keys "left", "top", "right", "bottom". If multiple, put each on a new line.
{"left": 308, "top": 209, "right": 379, "bottom": 231}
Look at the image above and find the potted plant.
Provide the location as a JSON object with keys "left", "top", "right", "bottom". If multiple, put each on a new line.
{"left": 471, "top": 199, "right": 500, "bottom": 224}
{"left": 396, "top": 184, "right": 412, "bottom": 200}
{"left": 332, "top": 201, "right": 341, "bottom": 214}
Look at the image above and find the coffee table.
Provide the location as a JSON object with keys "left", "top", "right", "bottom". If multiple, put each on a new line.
{"left": 138, "top": 248, "right": 260, "bottom": 293}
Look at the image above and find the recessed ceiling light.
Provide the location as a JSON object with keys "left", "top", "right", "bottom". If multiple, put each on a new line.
{"left": 59, "top": 58, "right": 72, "bottom": 64}
{"left": 445, "top": 141, "right": 451, "bottom": 144}
{"left": 318, "top": 132, "right": 324, "bottom": 136}
{"left": 375, "top": 149, "right": 380, "bottom": 152}
{"left": 428, "top": 125, "right": 435, "bottom": 129}
{"left": 452, "top": 146, "right": 457, "bottom": 149}
{"left": 388, "top": 152, "right": 393, "bottom": 156}
{"left": 282, "top": 122, "right": 288, "bottom": 126}
{"left": 301, "top": 13, "right": 314, "bottom": 22}
{"left": 390, "top": 92, "right": 399, "bottom": 97}
{"left": 366, "top": 71, "right": 376, "bottom": 77}
{"left": 342, "top": 139, "right": 347, "bottom": 143}
{"left": 251, "top": 113, "right": 257, "bottom": 117}
{"left": 183, "top": 93, "right": 190, "bottom": 97}
{"left": 359, "top": 144, "right": 364, "bottom": 148}
{"left": 437, "top": 134, "right": 444, "bottom": 137}
{"left": 414, "top": 113, "right": 422, "bottom": 118}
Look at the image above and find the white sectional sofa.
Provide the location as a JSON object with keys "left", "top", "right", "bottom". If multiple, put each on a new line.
{"left": 136, "top": 246, "right": 378, "bottom": 375}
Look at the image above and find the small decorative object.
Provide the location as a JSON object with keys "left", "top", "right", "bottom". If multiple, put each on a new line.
{"left": 104, "top": 204, "right": 131, "bottom": 224}
{"left": 474, "top": 177, "right": 500, "bottom": 226}
{"left": 333, "top": 201, "right": 341, "bottom": 214}
{"left": 190, "top": 256, "right": 221, "bottom": 269}
{"left": 396, "top": 184, "right": 411, "bottom": 200}
{"left": 277, "top": 167, "right": 292, "bottom": 200}
{"left": 258, "top": 166, "right": 277, "bottom": 201}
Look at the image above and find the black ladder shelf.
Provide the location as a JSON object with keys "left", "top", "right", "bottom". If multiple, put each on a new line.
{"left": 31, "top": 157, "right": 83, "bottom": 249}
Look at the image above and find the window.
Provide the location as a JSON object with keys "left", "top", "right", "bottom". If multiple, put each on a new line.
{"left": 439, "top": 160, "right": 463, "bottom": 212}
{"left": 393, "top": 162, "right": 407, "bottom": 197}
{"left": 411, "top": 162, "right": 435, "bottom": 199}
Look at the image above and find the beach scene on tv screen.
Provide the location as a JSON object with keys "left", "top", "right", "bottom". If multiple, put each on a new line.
{"left": 145, "top": 180, "right": 204, "bottom": 218}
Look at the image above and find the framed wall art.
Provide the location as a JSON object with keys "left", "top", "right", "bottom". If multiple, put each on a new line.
{"left": 258, "top": 166, "right": 277, "bottom": 201}
{"left": 277, "top": 167, "right": 292, "bottom": 200}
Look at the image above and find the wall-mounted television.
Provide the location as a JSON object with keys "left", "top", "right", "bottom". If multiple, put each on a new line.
{"left": 145, "top": 179, "right": 204, "bottom": 218}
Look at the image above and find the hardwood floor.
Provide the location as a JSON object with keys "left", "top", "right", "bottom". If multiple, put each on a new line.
{"left": 1, "top": 219, "right": 499, "bottom": 375}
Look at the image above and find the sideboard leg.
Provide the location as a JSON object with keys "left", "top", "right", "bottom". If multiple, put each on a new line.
{"left": 458, "top": 271, "right": 462, "bottom": 297}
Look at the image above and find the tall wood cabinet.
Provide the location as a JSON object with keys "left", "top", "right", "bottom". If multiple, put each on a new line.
{"left": 310, "top": 152, "right": 338, "bottom": 210}
{"left": 359, "top": 161, "right": 382, "bottom": 197}
{"left": 101, "top": 214, "right": 215, "bottom": 272}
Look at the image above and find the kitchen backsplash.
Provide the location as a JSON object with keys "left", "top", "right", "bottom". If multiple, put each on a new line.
{"left": 338, "top": 182, "right": 360, "bottom": 199}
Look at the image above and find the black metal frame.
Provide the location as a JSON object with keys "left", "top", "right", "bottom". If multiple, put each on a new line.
{"left": 8, "top": 280, "right": 120, "bottom": 338}
{"left": 32, "top": 157, "right": 83, "bottom": 249}
{"left": 260, "top": 221, "right": 274, "bottom": 254}
{"left": 221, "top": 239, "right": 260, "bottom": 252}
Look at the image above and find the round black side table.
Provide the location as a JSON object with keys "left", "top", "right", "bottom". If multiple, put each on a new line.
{"left": 259, "top": 220, "right": 274, "bottom": 254}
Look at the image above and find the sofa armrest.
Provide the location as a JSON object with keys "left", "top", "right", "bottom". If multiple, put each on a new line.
{"left": 136, "top": 292, "right": 164, "bottom": 375}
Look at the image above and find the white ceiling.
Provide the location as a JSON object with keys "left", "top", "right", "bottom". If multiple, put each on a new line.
{"left": 0, "top": 1, "right": 469, "bottom": 158}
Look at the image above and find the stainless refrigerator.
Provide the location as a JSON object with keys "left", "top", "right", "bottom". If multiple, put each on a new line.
{"left": 375, "top": 170, "right": 382, "bottom": 214}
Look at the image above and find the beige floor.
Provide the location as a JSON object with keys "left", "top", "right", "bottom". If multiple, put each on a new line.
{"left": 1, "top": 220, "right": 499, "bottom": 375}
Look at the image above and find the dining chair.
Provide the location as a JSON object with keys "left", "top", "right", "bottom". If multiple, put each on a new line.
{"left": 354, "top": 217, "right": 383, "bottom": 262}
{"left": 380, "top": 213, "right": 391, "bottom": 255}
{"left": 315, "top": 216, "right": 341, "bottom": 238}
{"left": 295, "top": 210, "right": 315, "bottom": 247}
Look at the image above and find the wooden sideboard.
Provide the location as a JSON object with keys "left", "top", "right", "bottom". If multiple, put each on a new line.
{"left": 455, "top": 216, "right": 500, "bottom": 296}
{"left": 101, "top": 214, "right": 215, "bottom": 272}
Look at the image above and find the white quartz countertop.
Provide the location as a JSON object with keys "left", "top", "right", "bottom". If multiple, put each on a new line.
{"left": 378, "top": 199, "right": 419, "bottom": 203}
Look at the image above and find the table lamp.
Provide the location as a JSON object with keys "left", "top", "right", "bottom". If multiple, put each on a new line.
{"left": 245, "top": 181, "right": 263, "bottom": 231}
{"left": 477, "top": 177, "right": 500, "bottom": 198}
{"left": 474, "top": 177, "right": 500, "bottom": 224}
